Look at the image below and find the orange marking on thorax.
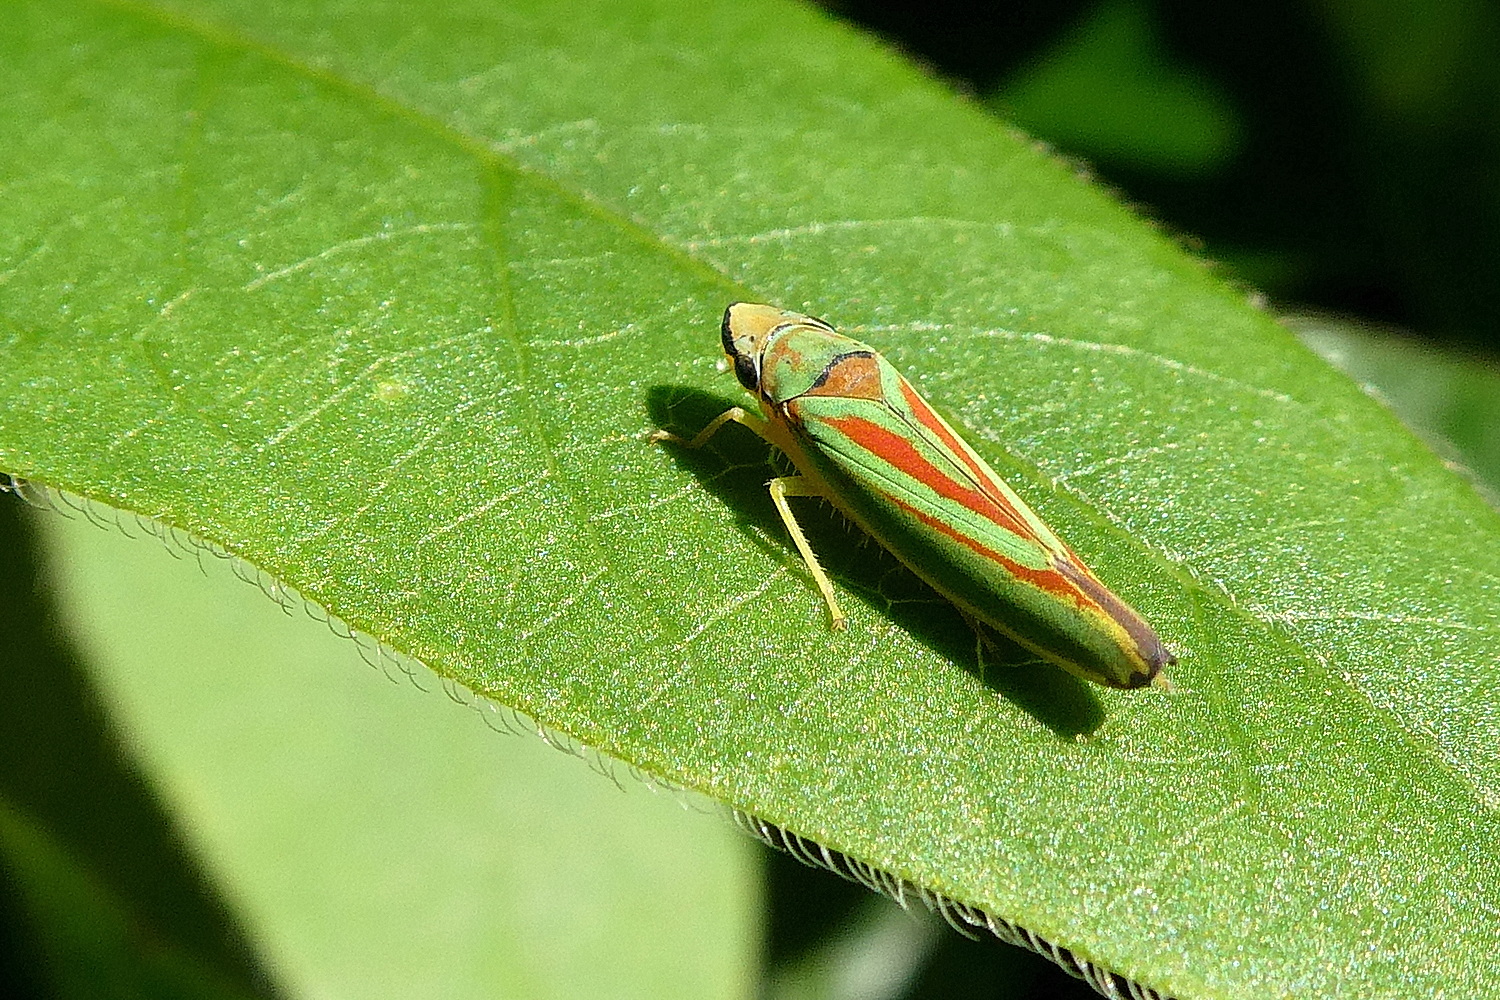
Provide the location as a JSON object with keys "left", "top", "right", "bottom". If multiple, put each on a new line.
{"left": 803, "top": 353, "right": 887, "bottom": 401}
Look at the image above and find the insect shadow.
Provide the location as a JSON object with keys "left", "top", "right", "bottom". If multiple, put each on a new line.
{"left": 648, "top": 385, "right": 1105, "bottom": 739}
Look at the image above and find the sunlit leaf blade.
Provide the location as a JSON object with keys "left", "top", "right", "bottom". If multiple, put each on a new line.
{"left": 3, "top": 0, "right": 1498, "bottom": 996}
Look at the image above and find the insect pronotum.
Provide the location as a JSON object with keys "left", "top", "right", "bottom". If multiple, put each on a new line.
{"left": 655, "top": 303, "right": 1174, "bottom": 690}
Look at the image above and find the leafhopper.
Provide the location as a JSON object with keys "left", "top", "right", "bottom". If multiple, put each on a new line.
{"left": 657, "top": 303, "right": 1174, "bottom": 690}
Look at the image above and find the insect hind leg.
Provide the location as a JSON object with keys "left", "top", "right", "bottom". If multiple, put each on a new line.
{"left": 655, "top": 409, "right": 846, "bottom": 630}
{"left": 769, "top": 476, "right": 847, "bottom": 630}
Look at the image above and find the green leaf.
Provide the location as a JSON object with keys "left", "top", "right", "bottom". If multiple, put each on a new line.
{"left": 3, "top": 1, "right": 1498, "bottom": 997}
{"left": 0, "top": 497, "right": 279, "bottom": 1000}
{"left": 0, "top": 793, "right": 266, "bottom": 1000}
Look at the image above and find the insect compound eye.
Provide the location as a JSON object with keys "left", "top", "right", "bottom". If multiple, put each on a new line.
{"left": 732, "top": 351, "right": 761, "bottom": 392}
{"left": 721, "top": 305, "right": 738, "bottom": 356}
{"left": 721, "top": 303, "right": 762, "bottom": 392}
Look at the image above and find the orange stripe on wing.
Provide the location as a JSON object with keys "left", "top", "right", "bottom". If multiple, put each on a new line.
{"left": 818, "top": 411, "right": 1042, "bottom": 546}
{"left": 897, "top": 380, "right": 996, "bottom": 490}
{"left": 897, "top": 380, "right": 1090, "bottom": 566}
{"left": 816, "top": 408, "right": 1132, "bottom": 629}
{"left": 892, "top": 497, "right": 1097, "bottom": 609}
{"left": 890, "top": 392, "right": 1166, "bottom": 667}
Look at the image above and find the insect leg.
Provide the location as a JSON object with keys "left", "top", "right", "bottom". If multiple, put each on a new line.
{"left": 768, "top": 476, "right": 847, "bottom": 630}
{"left": 655, "top": 408, "right": 846, "bottom": 629}
{"left": 650, "top": 406, "right": 771, "bottom": 449}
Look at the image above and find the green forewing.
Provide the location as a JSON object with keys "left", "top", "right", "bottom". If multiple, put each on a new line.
{"left": 764, "top": 332, "right": 1165, "bottom": 688}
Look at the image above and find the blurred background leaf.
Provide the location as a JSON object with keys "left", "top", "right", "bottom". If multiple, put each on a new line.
{"left": 2, "top": 499, "right": 759, "bottom": 1000}
{"left": 1292, "top": 314, "right": 1500, "bottom": 494}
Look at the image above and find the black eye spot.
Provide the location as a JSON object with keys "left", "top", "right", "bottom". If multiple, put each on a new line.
{"left": 733, "top": 352, "right": 760, "bottom": 392}
{"left": 720, "top": 306, "right": 737, "bottom": 357}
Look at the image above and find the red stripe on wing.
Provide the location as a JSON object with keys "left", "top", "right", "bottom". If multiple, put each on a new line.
{"left": 893, "top": 497, "right": 1095, "bottom": 609}
{"left": 897, "top": 380, "right": 996, "bottom": 491}
{"left": 898, "top": 380, "right": 1089, "bottom": 567}
{"left": 820, "top": 411, "right": 1041, "bottom": 546}
{"left": 814, "top": 408, "right": 1120, "bottom": 616}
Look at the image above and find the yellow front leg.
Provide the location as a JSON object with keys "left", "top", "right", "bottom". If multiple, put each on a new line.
{"left": 768, "top": 475, "right": 847, "bottom": 630}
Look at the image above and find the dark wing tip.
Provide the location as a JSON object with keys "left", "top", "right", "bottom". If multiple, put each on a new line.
{"left": 1143, "top": 644, "right": 1177, "bottom": 691}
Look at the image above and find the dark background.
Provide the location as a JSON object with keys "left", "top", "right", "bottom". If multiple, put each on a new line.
{"left": 825, "top": 0, "right": 1500, "bottom": 355}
